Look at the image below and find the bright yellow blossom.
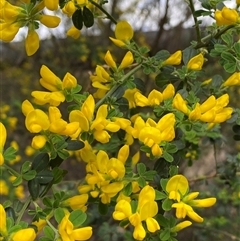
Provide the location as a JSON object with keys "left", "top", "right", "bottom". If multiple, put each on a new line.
{"left": 215, "top": 7, "right": 239, "bottom": 26}
{"left": 0, "top": 204, "right": 7, "bottom": 237}
{"left": 10, "top": 228, "right": 36, "bottom": 241}
{"left": 163, "top": 50, "right": 182, "bottom": 66}
{"left": 187, "top": 53, "right": 204, "bottom": 70}
{"left": 109, "top": 21, "right": 134, "bottom": 47}
{"left": 166, "top": 175, "right": 216, "bottom": 223}
{"left": 0, "top": 122, "right": 7, "bottom": 165}
{"left": 58, "top": 212, "right": 92, "bottom": 241}
{"left": 113, "top": 185, "right": 160, "bottom": 240}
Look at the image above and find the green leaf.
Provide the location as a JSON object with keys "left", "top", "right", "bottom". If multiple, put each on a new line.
{"left": 155, "top": 190, "right": 167, "bottom": 200}
{"left": 137, "top": 163, "right": 146, "bottom": 175}
{"left": 21, "top": 161, "right": 31, "bottom": 173}
{"left": 32, "top": 153, "right": 49, "bottom": 172}
{"left": 224, "top": 62, "right": 236, "bottom": 73}
{"left": 54, "top": 207, "right": 65, "bottom": 224}
{"left": 221, "top": 33, "right": 233, "bottom": 46}
{"left": 28, "top": 178, "right": 40, "bottom": 200}
{"left": 234, "top": 42, "right": 240, "bottom": 58}
{"left": 214, "top": 44, "right": 228, "bottom": 52}
{"left": 69, "top": 210, "right": 87, "bottom": 227}
{"left": 123, "top": 182, "right": 132, "bottom": 196}
{"left": 57, "top": 149, "right": 69, "bottom": 160}
{"left": 193, "top": 9, "right": 211, "bottom": 17}
{"left": 160, "top": 178, "right": 168, "bottom": 192}
{"left": 22, "top": 170, "right": 37, "bottom": 181}
{"left": 66, "top": 140, "right": 84, "bottom": 151}
{"left": 12, "top": 176, "right": 22, "bottom": 186}
{"left": 43, "top": 197, "right": 53, "bottom": 208}
{"left": 169, "top": 166, "right": 178, "bottom": 176}
{"left": 36, "top": 170, "right": 54, "bottom": 184}
{"left": 163, "top": 152, "right": 174, "bottom": 162}
{"left": 156, "top": 214, "right": 168, "bottom": 227}
{"left": 82, "top": 6, "right": 94, "bottom": 28}
{"left": 39, "top": 237, "right": 52, "bottom": 241}
{"left": 182, "top": 47, "right": 197, "bottom": 65}
{"left": 154, "top": 50, "right": 170, "bottom": 61}
{"left": 72, "top": 9, "right": 83, "bottom": 30}
{"left": 160, "top": 229, "right": 171, "bottom": 241}
{"left": 162, "top": 199, "right": 173, "bottom": 211}
{"left": 138, "top": 177, "right": 146, "bottom": 187}
{"left": 221, "top": 52, "right": 235, "bottom": 62}
{"left": 3, "top": 146, "right": 17, "bottom": 161}
{"left": 43, "top": 226, "right": 55, "bottom": 240}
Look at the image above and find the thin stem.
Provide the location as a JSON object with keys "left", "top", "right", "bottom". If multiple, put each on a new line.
{"left": 89, "top": 0, "right": 117, "bottom": 24}
{"left": 188, "top": 0, "right": 202, "bottom": 44}
{"left": 95, "top": 64, "right": 142, "bottom": 109}
{"left": 194, "top": 25, "right": 235, "bottom": 49}
{"left": 16, "top": 195, "right": 31, "bottom": 224}
{"left": 3, "top": 163, "right": 20, "bottom": 177}
{"left": 46, "top": 219, "right": 59, "bottom": 237}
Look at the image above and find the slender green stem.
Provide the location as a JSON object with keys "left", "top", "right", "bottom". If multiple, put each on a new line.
{"left": 46, "top": 219, "right": 59, "bottom": 237}
{"left": 188, "top": 0, "right": 202, "bottom": 44}
{"left": 95, "top": 64, "right": 142, "bottom": 109}
{"left": 89, "top": 0, "right": 117, "bottom": 24}
{"left": 194, "top": 25, "right": 235, "bottom": 49}
{"left": 3, "top": 163, "right": 20, "bottom": 177}
{"left": 16, "top": 195, "right": 31, "bottom": 224}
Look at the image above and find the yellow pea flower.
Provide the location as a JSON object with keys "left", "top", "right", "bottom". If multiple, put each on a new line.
{"left": 43, "top": 0, "right": 59, "bottom": 10}
{"left": 172, "top": 93, "right": 189, "bottom": 114}
{"left": 25, "top": 109, "right": 50, "bottom": 133}
{"left": 119, "top": 51, "right": 134, "bottom": 69}
{"left": 0, "top": 180, "right": 8, "bottom": 195}
{"left": 215, "top": 7, "right": 239, "bottom": 26}
{"left": 104, "top": 50, "right": 117, "bottom": 69}
{"left": 162, "top": 84, "right": 175, "bottom": 100}
{"left": 58, "top": 213, "right": 92, "bottom": 241}
{"left": 62, "top": 72, "right": 77, "bottom": 89}
{"left": 31, "top": 135, "right": 47, "bottom": 149}
{"left": 61, "top": 194, "right": 88, "bottom": 211}
{"left": 10, "top": 228, "right": 36, "bottom": 241}
{"left": 25, "top": 30, "right": 39, "bottom": 56}
{"left": 40, "top": 65, "right": 63, "bottom": 92}
{"left": 187, "top": 53, "right": 204, "bottom": 70}
{"left": 67, "top": 25, "right": 81, "bottom": 39}
{"left": 62, "top": 2, "right": 77, "bottom": 17}
{"left": 171, "top": 221, "right": 192, "bottom": 232}
{"left": 0, "top": 22, "right": 20, "bottom": 42}
{"left": 109, "top": 21, "right": 134, "bottom": 47}
{"left": 163, "top": 50, "right": 182, "bottom": 66}
{"left": 166, "top": 175, "right": 189, "bottom": 202}
{"left": 0, "top": 122, "right": 7, "bottom": 165}
{"left": 222, "top": 72, "right": 240, "bottom": 87}
{"left": 39, "top": 15, "right": 61, "bottom": 28}
{"left": 0, "top": 204, "right": 7, "bottom": 237}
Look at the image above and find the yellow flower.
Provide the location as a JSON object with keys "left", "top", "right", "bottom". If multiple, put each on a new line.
{"left": 104, "top": 50, "right": 117, "bottom": 69}
{"left": 187, "top": 53, "right": 204, "bottom": 70}
{"left": 39, "top": 15, "right": 61, "bottom": 28}
{"left": 166, "top": 175, "right": 217, "bottom": 223}
{"left": 0, "top": 180, "right": 9, "bottom": 195}
{"left": 171, "top": 221, "right": 192, "bottom": 232}
{"left": 62, "top": 2, "right": 77, "bottom": 17}
{"left": 119, "top": 51, "right": 134, "bottom": 69}
{"left": 0, "top": 204, "right": 7, "bottom": 237}
{"left": 166, "top": 175, "right": 189, "bottom": 202}
{"left": 67, "top": 25, "right": 81, "bottom": 39}
{"left": 31, "top": 135, "right": 47, "bottom": 149}
{"left": 0, "top": 22, "right": 20, "bottom": 42}
{"left": 163, "top": 50, "right": 182, "bottom": 66}
{"left": 172, "top": 93, "right": 189, "bottom": 115}
{"left": 25, "top": 30, "right": 40, "bottom": 56}
{"left": 222, "top": 72, "right": 240, "bottom": 87}
{"left": 62, "top": 194, "right": 89, "bottom": 211}
{"left": 109, "top": 21, "right": 134, "bottom": 47}
{"left": 123, "top": 88, "right": 140, "bottom": 108}
{"left": 62, "top": 72, "right": 77, "bottom": 89}
{"left": 0, "top": 122, "right": 7, "bottom": 165}
{"left": 43, "top": 0, "right": 59, "bottom": 10}
{"left": 58, "top": 214, "right": 92, "bottom": 241}
{"left": 215, "top": 7, "right": 239, "bottom": 26}
{"left": 113, "top": 185, "right": 160, "bottom": 241}
{"left": 10, "top": 228, "right": 36, "bottom": 241}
